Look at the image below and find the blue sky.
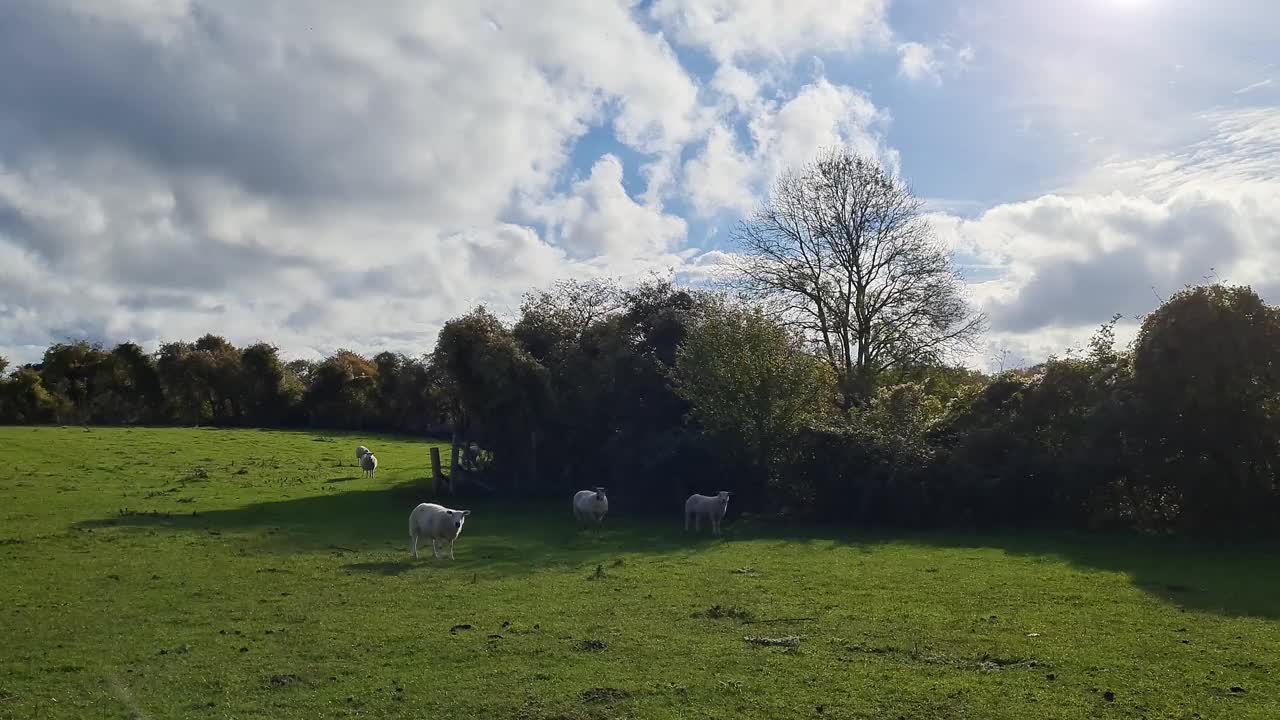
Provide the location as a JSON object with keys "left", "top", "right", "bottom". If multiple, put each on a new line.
{"left": 1, "top": 0, "right": 1278, "bottom": 369}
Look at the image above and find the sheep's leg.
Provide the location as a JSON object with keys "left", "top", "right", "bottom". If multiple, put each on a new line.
{"left": 431, "top": 538, "right": 440, "bottom": 560}
{"left": 411, "top": 533, "right": 418, "bottom": 560}
{"left": 448, "top": 539, "right": 456, "bottom": 560}
{"left": 712, "top": 517, "right": 720, "bottom": 536}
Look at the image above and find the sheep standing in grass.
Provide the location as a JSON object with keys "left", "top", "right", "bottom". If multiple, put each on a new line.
{"left": 361, "top": 452, "right": 377, "bottom": 478}
{"left": 409, "top": 503, "right": 471, "bottom": 560}
{"left": 356, "top": 445, "right": 371, "bottom": 464}
{"left": 685, "top": 491, "right": 732, "bottom": 536}
{"left": 572, "top": 487, "right": 609, "bottom": 527}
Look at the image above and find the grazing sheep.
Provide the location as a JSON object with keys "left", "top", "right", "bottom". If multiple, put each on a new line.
{"left": 356, "top": 445, "right": 371, "bottom": 463}
{"left": 409, "top": 503, "right": 471, "bottom": 560}
{"left": 572, "top": 487, "right": 609, "bottom": 527}
{"left": 360, "top": 452, "right": 377, "bottom": 478}
{"left": 685, "top": 491, "right": 732, "bottom": 536}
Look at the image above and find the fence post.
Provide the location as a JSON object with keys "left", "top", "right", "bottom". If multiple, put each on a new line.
{"left": 430, "top": 446, "right": 443, "bottom": 496}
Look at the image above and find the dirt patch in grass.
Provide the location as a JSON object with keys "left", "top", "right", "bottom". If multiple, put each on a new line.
{"left": 265, "top": 674, "right": 304, "bottom": 689}
{"left": 698, "top": 604, "right": 755, "bottom": 622}
{"left": 580, "top": 687, "right": 629, "bottom": 704}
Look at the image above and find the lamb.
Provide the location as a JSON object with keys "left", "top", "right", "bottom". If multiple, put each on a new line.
{"left": 684, "top": 491, "right": 732, "bottom": 536}
{"left": 360, "top": 452, "right": 377, "bottom": 478}
{"left": 356, "top": 445, "right": 371, "bottom": 464}
{"left": 409, "top": 503, "right": 471, "bottom": 560}
{"left": 572, "top": 487, "right": 609, "bottom": 527}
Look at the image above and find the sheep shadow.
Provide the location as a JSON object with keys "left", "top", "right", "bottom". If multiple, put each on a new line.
{"left": 343, "top": 560, "right": 419, "bottom": 576}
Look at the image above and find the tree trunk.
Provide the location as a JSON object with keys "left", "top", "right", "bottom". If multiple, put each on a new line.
{"left": 528, "top": 428, "right": 539, "bottom": 494}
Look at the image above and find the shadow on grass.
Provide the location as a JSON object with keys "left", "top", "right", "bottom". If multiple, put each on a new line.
{"left": 343, "top": 560, "right": 419, "bottom": 576}
{"left": 74, "top": 483, "right": 1280, "bottom": 619}
{"left": 74, "top": 481, "right": 720, "bottom": 581}
{"left": 731, "top": 517, "right": 1280, "bottom": 620}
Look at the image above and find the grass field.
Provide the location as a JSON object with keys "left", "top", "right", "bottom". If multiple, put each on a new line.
{"left": 2, "top": 427, "right": 1279, "bottom": 719}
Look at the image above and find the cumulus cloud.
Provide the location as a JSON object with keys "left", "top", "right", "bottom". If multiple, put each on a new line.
{"left": 532, "top": 155, "right": 688, "bottom": 260}
{"left": 682, "top": 79, "right": 895, "bottom": 218}
{"left": 649, "top": 0, "right": 891, "bottom": 64}
{"left": 897, "top": 41, "right": 973, "bottom": 84}
{"left": 0, "top": 0, "right": 711, "bottom": 363}
{"left": 2, "top": 0, "right": 1274, "bottom": 379}
{"left": 934, "top": 107, "right": 1280, "bottom": 370}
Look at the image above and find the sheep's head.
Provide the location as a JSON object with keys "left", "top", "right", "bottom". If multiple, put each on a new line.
{"left": 717, "top": 491, "right": 732, "bottom": 505}
{"left": 447, "top": 509, "right": 471, "bottom": 535}
{"left": 593, "top": 487, "right": 608, "bottom": 501}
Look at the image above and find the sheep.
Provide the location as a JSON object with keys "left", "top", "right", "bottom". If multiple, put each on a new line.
{"left": 572, "top": 487, "right": 609, "bottom": 527}
{"left": 685, "top": 491, "right": 732, "bottom": 536}
{"left": 409, "top": 503, "right": 471, "bottom": 560}
{"left": 356, "top": 445, "right": 371, "bottom": 464}
{"left": 360, "top": 452, "right": 377, "bottom": 478}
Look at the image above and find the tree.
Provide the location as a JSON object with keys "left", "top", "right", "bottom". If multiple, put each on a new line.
{"left": 92, "top": 342, "right": 165, "bottom": 424}
{"left": 433, "top": 307, "right": 551, "bottom": 491}
{"left": 192, "top": 334, "right": 245, "bottom": 423}
{"left": 1128, "top": 284, "right": 1280, "bottom": 535}
{"left": 676, "top": 298, "right": 837, "bottom": 504}
{"left": 157, "top": 342, "right": 209, "bottom": 423}
{"left": 513, "top": 278, "right": 622, "bottom": 363}
{"left": 240, "top": 343, "right": 300, "bottom": 426}
{"left": 0, "top": 367, "right": 67, "bottom": 423}
{"left": 39, "top": 341, "right": 110, "bottom": 422}
{"left": 732, "top": 148, "right": 984, "bottom": 406}
{"left": 302, "top": 350, "right": 380, "bottom": 429}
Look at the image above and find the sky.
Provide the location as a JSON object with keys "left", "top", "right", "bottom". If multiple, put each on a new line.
{"left": 1, "top": 0, "right": 1278, "bottom": 370}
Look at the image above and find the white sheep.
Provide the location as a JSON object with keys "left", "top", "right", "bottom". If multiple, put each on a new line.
{"left": 572, "top": 487, "right": 609, "bottom": 527}
{"left": 361, "top": 452, "right": 377, "bottom": 478}
{"left": 685, "top": 491, "right": 732, "bottom": 536}
{"left": 356, "top": 445, "right": 371, "bottom": 464}
{"left": 409, "top": 503, "right": 471, "bottom": 560}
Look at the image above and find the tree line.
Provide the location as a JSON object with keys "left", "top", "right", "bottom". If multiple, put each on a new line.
{"left": 3, "top": 149, "right": 1278, "bottom": 537}
{"left": 0, "top": 337, "right": 448, "bottom": 435}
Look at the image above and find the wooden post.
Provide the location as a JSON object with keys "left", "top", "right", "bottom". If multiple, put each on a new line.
{"left": 430, "top": 446, "right": 443, "bottom": 496}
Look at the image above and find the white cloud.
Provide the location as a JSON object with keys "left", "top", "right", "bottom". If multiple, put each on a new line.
{"left": 1233, "top": 78, "right": 1273, "bottom": 95}
{"left": 897, "top": 41, "right": 973, "bottom": 84}
{"left": 682, "top": 79, "right": 896, "bottom": 218}
{"left": 649, "top": 0, "right": 891, "bottom": 64}
{"left": 934, "top": 107, "right": 1280, "bottom": 369}
{"left": 0, "top": 0, "right": 708, "bottom": 364}
{"left": 897, "top": 42, "right": 938, "bottom": 82}
{"left": 532, "top": 155, "right": 688, "bottom": 260}
{"left": 683, "top": 125, "right": 758, "bottom": 216}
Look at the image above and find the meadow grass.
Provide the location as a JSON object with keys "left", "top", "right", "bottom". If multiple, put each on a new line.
{"left": 1, "top": 426, "right": 1279, "bottom": 719}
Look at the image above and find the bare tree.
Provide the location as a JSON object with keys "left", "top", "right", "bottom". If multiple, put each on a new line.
{"left": 731, "top": 148, "right": 984, "bottom": 405}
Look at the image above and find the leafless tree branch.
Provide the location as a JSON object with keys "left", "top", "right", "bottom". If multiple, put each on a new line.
{"left": 729, "top": 147, "right": 986, "bottom": 404}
